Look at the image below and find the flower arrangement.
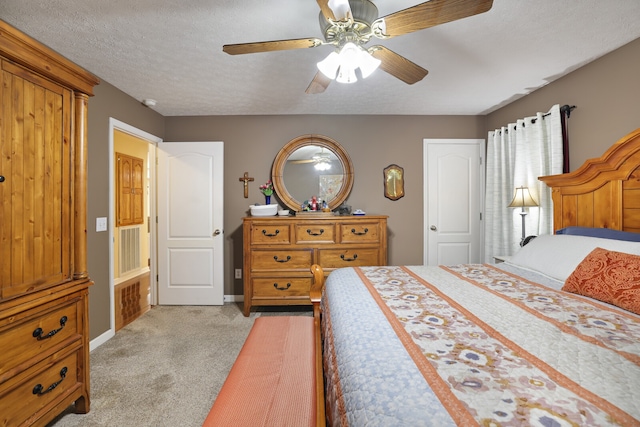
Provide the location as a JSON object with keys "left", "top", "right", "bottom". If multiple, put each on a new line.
{"left": 259, "top": 179, "right": 274, "bottom": 196}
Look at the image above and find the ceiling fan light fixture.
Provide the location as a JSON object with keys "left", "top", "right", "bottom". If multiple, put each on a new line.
{"left": 339, "top": 42, "right": 360, "bottom": 68}
{"left": 359, "top": 49, "right": 381, "bottom": 78}
{"left": 336, "top": 65, "right": 358, "bottom": 83}
{"left": 314, "top": 158, "right": 332, "bottom": 171}
{"left": 317, "top": 51, "right": 341, "bottom": 79}
{"left": 318, "top": 42, "right": 378, "bottom": 83}
{"left": 327, "top": 0, "right": 353, "bottom": 21}
{"left": 312, "top": 149, "right": 332, "bottom": 170}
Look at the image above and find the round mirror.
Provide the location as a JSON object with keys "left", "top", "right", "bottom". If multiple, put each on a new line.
{"left": 272, "top": 134, "right": 354, "bottom": 211}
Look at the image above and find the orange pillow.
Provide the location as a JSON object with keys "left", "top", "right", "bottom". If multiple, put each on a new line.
{"left": 563, "top": 247, "right": 640, "bottom": 315}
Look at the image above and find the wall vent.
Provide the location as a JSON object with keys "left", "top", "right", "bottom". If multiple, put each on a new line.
{"left": 118, "top": 280, "right": 141, "bottom": 330}
{"left": 115, "top": 271, "right": 150, "bottom": 331}
{"left": 119, "top": 226, "right": 141, "bottom": 275}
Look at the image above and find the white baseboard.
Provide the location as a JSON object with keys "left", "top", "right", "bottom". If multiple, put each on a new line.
{"left": 90, "top": 328, "right": 115, "bottom": 352}
{"left": 224, "top": 294, "right": 244, "bottom": 303}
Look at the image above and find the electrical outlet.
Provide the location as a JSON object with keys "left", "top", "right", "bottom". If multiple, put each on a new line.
{"left": 234, "top": 269, "right": 242, "bottom": 279}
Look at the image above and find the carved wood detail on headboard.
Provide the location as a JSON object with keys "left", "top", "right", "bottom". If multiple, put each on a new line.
{"left": 539, "top": 128, "right": 640, "bottom": 233}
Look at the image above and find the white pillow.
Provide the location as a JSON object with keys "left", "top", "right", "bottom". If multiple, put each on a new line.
{"left": 505, "top": 234, "right": 640, "bottom": 281}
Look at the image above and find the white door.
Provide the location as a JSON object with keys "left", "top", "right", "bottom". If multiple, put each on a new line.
{"left": 157, "top": 142, "right": 224, "bottom": 305}
{"left": 424, "top": 139, "right": 484, "bottom": 265}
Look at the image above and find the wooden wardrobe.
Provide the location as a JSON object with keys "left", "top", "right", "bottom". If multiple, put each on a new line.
{"left": 0, "top": 21, "right": 99, "bottom": 425}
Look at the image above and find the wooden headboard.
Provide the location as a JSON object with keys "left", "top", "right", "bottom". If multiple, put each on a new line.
{"left": 539, "top": 128, "right": 640, "bottom": 233}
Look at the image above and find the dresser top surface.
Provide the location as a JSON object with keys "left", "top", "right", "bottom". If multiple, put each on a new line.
{"left": 243, "top": 214, "right": 388, "bottom": 221}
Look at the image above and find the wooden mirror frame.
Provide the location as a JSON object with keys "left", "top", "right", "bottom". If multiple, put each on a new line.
{"left": 272, "top": 134, "right": 354, "bottom": 211}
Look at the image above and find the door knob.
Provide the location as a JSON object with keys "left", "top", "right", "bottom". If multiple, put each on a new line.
{"left": 430, "top": 225, "right": 437, "bottom": 231}
{"left": 213, "top": 229, "right": 222, "bottom": 236}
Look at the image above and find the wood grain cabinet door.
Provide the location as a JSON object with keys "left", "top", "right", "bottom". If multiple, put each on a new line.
{"left": 116, "top": 152, "right": 144, "bottom": 226}
{"left": 0, "top": 59, "right": 73, "bottom": 298}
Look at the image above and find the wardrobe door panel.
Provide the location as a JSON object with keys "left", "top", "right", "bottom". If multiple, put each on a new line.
{"left": 0, "top": 60, "right": 72, "bottom": 299}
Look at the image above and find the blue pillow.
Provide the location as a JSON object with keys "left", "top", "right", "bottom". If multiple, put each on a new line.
{"left": 556, "top": 226, "right": 640, "bottom": 242}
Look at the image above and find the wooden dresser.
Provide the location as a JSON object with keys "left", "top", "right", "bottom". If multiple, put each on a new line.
{"left": 242, "top": 215, "right": 387, "bottom": 316}
{"left": 0, "top": 21, "right": 99, "bottom": 425}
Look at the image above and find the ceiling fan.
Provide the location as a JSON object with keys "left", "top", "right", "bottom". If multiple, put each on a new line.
{"left": 223, "top": 0, "right": 493, "bottom": 94}
{"left": 292, "top": 153, "right": 333, "bottom": 170}
{"left": 288, "top": 147, "right": 333, "bottom": 167}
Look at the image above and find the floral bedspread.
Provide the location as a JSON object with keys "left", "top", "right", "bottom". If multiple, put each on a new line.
{"left": 321, "top": 265, "right": 640, "bottom": 427}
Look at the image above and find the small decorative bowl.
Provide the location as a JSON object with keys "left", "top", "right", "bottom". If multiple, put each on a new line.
{"left": 278, "top": 209, "right": 290, "bottom": 216}
{"left": 250, "top": 204, "right": 278, "bottom": 216}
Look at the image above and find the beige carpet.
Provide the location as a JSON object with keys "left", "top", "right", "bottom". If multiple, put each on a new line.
{"left": 48, "top": 303, "right": 311, "bottom": 427}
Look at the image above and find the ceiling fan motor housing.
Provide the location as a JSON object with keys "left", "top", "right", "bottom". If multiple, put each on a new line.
{"left": 319, "top": 0, "right": 379, "bottom": 46}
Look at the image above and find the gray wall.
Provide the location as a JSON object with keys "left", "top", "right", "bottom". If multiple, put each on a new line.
{"left": 87, "top": 81, "right": 164, "bottom": 339}
{"left": 163, "top": 115, "right": 486, "bottom": 300}
{"left": 84, "top": 37, "right": 640, "bottom": 340}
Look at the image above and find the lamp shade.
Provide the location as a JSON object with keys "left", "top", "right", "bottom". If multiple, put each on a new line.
{"left": 317, "top": 51, "right": 341, "bottom": 79}
{"left": 328, "top": 0, "right": 352, "bottom": 21}
{"left": 359, "top": 49, "right": 381, "bottom": 78}
{"left": 508, "top": 186, "right": 539, "bottom": 208}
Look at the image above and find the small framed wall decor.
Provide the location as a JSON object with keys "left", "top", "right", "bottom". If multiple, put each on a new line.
{"left": 384, "top": 164, "right": 404, "bottom": 200}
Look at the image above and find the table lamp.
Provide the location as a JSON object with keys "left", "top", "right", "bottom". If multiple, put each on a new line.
{"left": 508, "top": 186, "right": 539, "bottom": 246}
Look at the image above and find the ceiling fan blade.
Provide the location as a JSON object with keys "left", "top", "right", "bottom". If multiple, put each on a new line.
{"left": 289, "top": 159, "right": 316, "bottom": 164}
{"left": 305, "top": 71, "right": 332, "bottom": 94}
{"left": 372, "top": 0, "right": 493, "bottom": 39}
{"left": 223, "top": 38, "right": 324, "bottom": 55}
{"left": 369, "top": 46, "right": 428, "bottom": 85}
{"left": 317, "top": 0, "right": 353, "bottom": 22}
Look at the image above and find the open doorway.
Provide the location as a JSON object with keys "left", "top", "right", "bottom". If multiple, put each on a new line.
{"left": 108, "top": 119, "right": 162, "bottom": 333}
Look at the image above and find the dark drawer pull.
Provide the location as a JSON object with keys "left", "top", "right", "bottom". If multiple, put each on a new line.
{"left": 33, "top": 366, "right": 68, "bottom": 396}
{"left": 273, "top": 255, "right": 291, "bottom": 263}
{"left": 351, "top": 228, "right": 369, "bottom": 236}
{"left": 273, "top": 283, "right": 291, "bottom": 291}
{"left": 262, "top": 229, "right": 280, "bottom": 237}
{"left": 33, "top": 316, "right": 68, "bottom": 341}
{"left": 340, "top": 254, "right": 358, "bottom": 262}
{"left": 306, "top": 228, "right": 324, "bottom": 236}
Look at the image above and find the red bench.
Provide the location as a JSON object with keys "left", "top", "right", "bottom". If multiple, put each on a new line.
{"left": 203, "top": 313, "right": 324, "bottom": 426}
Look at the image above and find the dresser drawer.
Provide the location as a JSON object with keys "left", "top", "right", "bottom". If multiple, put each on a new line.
{"left": 318, "top": 248, "right": 381, "bottom": 268}
{"left": 339, "top": 223, "right": 381, "bottom": 243}
{"left": 295, "top": 224, "right": 335, "bottom": 243}
{"left": 0, "top": 349, "right": 80, "bottom": 427}
{"left": 251, "top": 249, "right": 312, "bottom": 271}
{"left": 0, "top": 298, "right": 80, "bottom": 376}
{"left": 252, "top": 278, "right": 313, "bottom": 298}
{"left": 250, "top": 224, "right": 291, "bottom": 244}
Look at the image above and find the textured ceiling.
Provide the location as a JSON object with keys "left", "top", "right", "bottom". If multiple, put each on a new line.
{"left": 1, "top": 0, "right": 639, "bottom": 116}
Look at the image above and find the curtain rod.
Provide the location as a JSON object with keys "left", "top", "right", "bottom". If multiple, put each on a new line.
{"left": 502, "top": 104, "right": 576, "bottom": 131}
{"left": 530, "top": 104, "right": 575, "bottom": 124}
{"left": 560, "top": 104, "right": 576, "bottom": 118}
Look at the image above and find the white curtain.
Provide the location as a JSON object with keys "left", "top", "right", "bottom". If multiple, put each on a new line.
{"left": 484, "top": 104, "right": 564, "bottom": 262}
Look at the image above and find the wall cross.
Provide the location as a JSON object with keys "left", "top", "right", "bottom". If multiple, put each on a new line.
{"left": 239, "top": 172, "right": 254, "bottom": 198}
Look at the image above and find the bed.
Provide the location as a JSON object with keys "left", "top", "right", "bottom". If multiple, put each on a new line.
{"left": 310, "top": 128, "right": 640, "bottom": 426}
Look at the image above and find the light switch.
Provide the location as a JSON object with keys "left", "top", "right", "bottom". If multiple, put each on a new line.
{"left": 96, "top": 217, "right": 108, "bottom": 232}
